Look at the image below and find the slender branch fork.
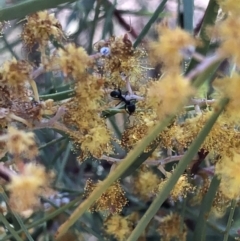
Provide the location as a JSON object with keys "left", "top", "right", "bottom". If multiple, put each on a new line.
{"left": 185, "top": 53, "right": 224, "bottom": 80}
{"left": 33, "top": 106, "right": 67, "bottom": 129}
{"left": 100, "top": 154, "right": 184, "bottom": 165}
{"left": 190, "top": 98, "right": 215, "bottom": 106}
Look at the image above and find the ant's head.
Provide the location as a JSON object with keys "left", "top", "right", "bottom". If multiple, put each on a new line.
{"left": 110, "top": 89, "right": 122, "bottom": 99}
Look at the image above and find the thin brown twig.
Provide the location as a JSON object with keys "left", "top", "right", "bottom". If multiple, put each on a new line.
{"left": 100, "top": 154, "right": 184, "bottom": 166}
{"left": 189, "top": 98, "right": 215, "bottom": 106}
{"left": 186, "top": 53, "right": 224, "bottom": 80}
{"left": 33, "top": 106, "right": 66, "bottom": 129}
{"left": 0, "top": 164, "right": 15, "bottom": 181}
{"left": 148, "top": 155, "right": 185, "bottom": 165}
{"left": 30, "top": 66, "right": 45, "bottom": 79}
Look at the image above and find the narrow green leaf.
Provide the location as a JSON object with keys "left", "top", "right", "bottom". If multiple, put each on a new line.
{"left": 0, "top": 0, "right": 77, "bottom": 21}
{"left": 121, "top": 141, "right": 159, "bottom": 178}
{"left": 102, "top": 0, "right": 115, "bottom": 39}
{"left": 101, "top": 108, "right": 125, "bottom": 118}
{"left": 180, "top": 197, "right": 187, "bottom": 233}
{"left": 1, "top": 197, "right": 81, "bottom": 241}
{"left": 42, "top": 197, "right": 105, "bottom": 241}
{"left": 50, "top": 140, "right": 69, "bottom": 166}
{"left": 223, "top": 199, "right": 237, "bottom": 241}
{"left": 133, "top": 0, "right": 168, "bottom": 48}
{"left": 38, "top": 136, "right": 66, "bottom": 150}
{"left": 2, "top": 35, "right": 19, "bottom": 59}
{"left": 78, "top": 0, "right": 95, "bottom": 17}
{"left": 54, "top": 186, "right": 83, "bottom": 193}
{"left": 185, "top": 206, "right": 225, "bottom": 234}
{"left": 88, "top": 1, "right": 101, "bottom": 53}
{"left": 1, "top": 191, "right": 34, "bottom": 241}
{"left": 193, "top": 175, "right": 221, "bottom": 241}
{"left": 54, "top": 83, "right": 74, "bottom": 92}
{"left": 186, "top": 0, "right": 219, "bottom": 73}
{"left": 56, "top": 143, "right": 71, "bottom": 184}
{"left": 193, "top": 60, "right": 222, "bottom": 88}
{"left": 0, "top": 39, "right": 20, "bottom": 54}
{"left": 64, "top": 6, "right": 78, "bottom": 29}
{"left": 118, "top": 9, "right": 168, "bottom": 17}
{"left": 39, "top": 89, "right": 75, "bottom": 101}
{"left": 51, "top": 128, "right": 71, "bottom": 138}
{"left": 49, "top": 35, "right": 65, "bottom": 50}
{"left": 182, "top": 0, "right": 194, "bottom": 33}
{"left": 108, "top": 116, "right": 122, "bottom": 140}
{"left": 0, "top": 213, "right": 23, "bottom": 241}
{"left": 126, "top": 98, "right": 228, "bottom": 241}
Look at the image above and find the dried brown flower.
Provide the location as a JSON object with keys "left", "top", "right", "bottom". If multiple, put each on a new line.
{"left": 158, "top": 213, "right": 187, "bottom": 241}
{"left": 84, "top": 179, "right": 128, "bottom": 215}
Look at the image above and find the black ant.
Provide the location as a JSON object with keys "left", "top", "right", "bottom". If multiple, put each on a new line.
{"left": 110, "top": 89, "right": 136, "bottom": 115}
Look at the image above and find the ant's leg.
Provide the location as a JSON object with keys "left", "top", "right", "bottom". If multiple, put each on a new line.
{"left": 126, "top": 115, "right": 130, "bottom": 124}
{"left": 126, "top": 77, "right": 133, "bottom": 95}
{"left": 115, "top": 100, "right": 122, "bottom": 107}
{"left": 125, "top": 111, "right": 132, "bottom": 124}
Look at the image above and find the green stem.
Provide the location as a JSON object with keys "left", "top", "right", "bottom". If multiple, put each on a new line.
{"left": 54, "top": 186, "right": 83, "bottom": 193}
{"left": 55, "top": 114, "right": 174, "bottom": 239}
{"left": 126, "top": 98, "right": 228, "bottom": 241}
{"left": 101, "top": 108, "right": 125, "bottom": 118}
{"left": 133, "top": 0, "right": 168, "bottom": 48}
{"left": 50, "top": 140, "right": 68, "bottom": 166}
{"left": 0, "top": 0, "right": 77, "bottom": 21}
{"left": 180, "top": 197, "right": 187, "bottom": 233}
{"left": 117, "top": 9, "right": 167, "bottom": 17}
{"left": 223, "top": 199, "right": 237, "bottom": 241}
{"left": 42, "top": 197, "right": 105, "bottom": 241}
{"left": 38, "top": 136, "right": 66, "bottom": 150}
{"left": 0, "top": 213, "right": 23, "bottom": 241}
{"left": 49, "top": 35, "right": 66, "bottom": 50}
{"left": 56, "top": 142, "right": 71, "bottom": 184}
{"left": 88, "top": 1, "right": 101, "bottom": 53}
{"left": 102, "top": 0, "right": 115, "bottom": 39}
{"left": 43, "top": 219, "right": 49, "bottom": 241}
{"left": 2, "top": 35, "right": 18, "bottom": 59}
{"left": 1, "top": 191, "right": 34, "bottom": 241}
{"left": 186, "top": 0, "right": 219, "bottom": 73}
{"left": 182, "top": 0, "right": 193, "bottom": 33}
{"left": 193, "top": 60, "right": 222, "bottom": 89}
{"left": 185, "top": 207, "right": 225, "bottom": 234}
{"left": 108, "top": 116, "right": 122, "bottom": 139}
{"left": 193, "top": 175, "right": 221, "bottom": 241}
{"left": 40, "top": 89, "right": 75, "bottom": 101}
{"left": 1, "top": 197, "right": 81, "bottom": 241}
{"left": 0, "top": 39, "right": 20, "bottom": 54}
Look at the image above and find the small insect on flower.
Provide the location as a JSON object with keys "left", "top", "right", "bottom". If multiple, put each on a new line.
{"left": 110, "top": 88, "right": 136, "bottom": 115}
{"left": 93, "top": 39, "right": 109, "bottom": 52}
{"left": 100, "top": 47, "right": 111, "bottom": 56}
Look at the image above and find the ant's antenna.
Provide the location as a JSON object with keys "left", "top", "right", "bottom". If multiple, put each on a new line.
{"left": 127, "top": 17, "right": 132, "bottom": 33}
